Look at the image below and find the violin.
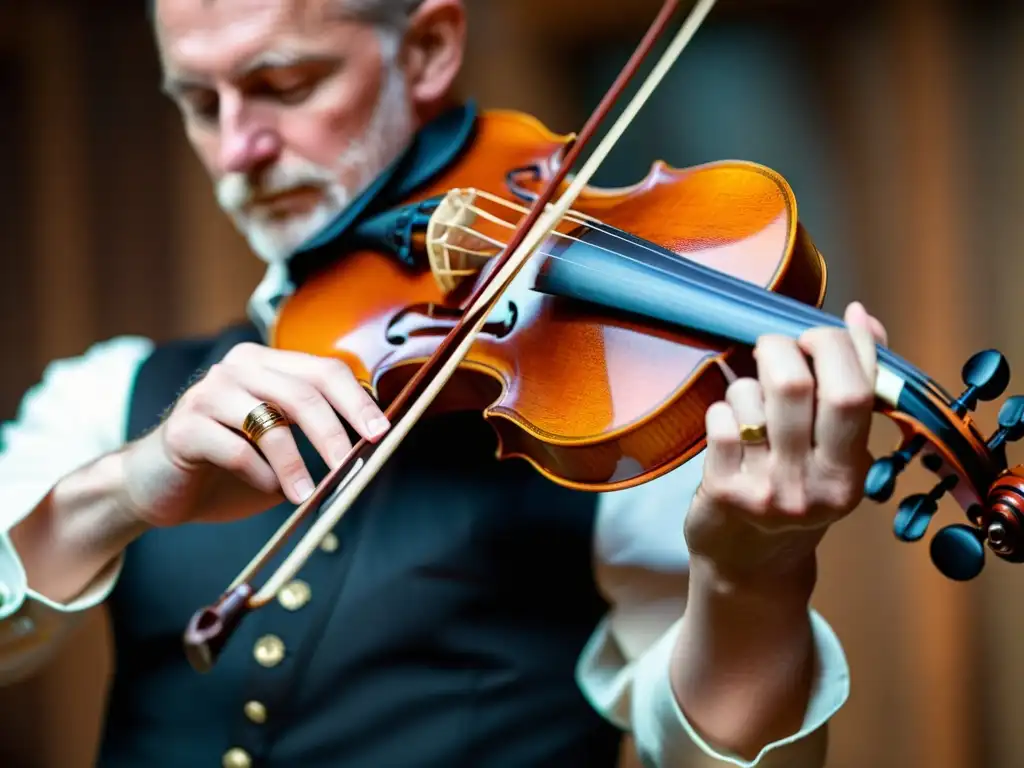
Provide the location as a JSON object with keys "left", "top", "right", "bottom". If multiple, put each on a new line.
{"left": 182, "top": 0, "right": 1024, "bottom": 673}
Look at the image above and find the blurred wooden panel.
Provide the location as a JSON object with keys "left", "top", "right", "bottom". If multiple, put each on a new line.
{"left": 0, "top": 49, "right": 35, "bottom": 421}
{"left": 0, "top": 6, "right": 113, "bottom": 768}
{"left": 966, "top": 7, "right": 1024, "bottom": 768}
{"left": 81, "top": 9, "right": 178, "bottom": 341}
{"left": 459, "top": 0, "right": 578, "bottom": 127}
{"left": 505, "top": 0, "right": 881, "bottom": 39}
{"left": 26, "top": 2, "right": 97, "bottom": 366}
{"left": 0, "top": 5, "right": 26, "bottom": 53}
{"left": 887, "top": 4, "right": 978, "bottom": 768}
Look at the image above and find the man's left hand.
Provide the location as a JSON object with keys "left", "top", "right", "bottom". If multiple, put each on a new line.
{"left": 685, "top": 300, "right": 888, "bottom": 585}
{"left": 667, "top": 302, "right": 888, "bottom": 759}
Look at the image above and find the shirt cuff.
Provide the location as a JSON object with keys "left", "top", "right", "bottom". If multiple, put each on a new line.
{"left": 577, "top": 607, "right": 849, "bottom": 767}
{"left": 0, "top": 530, "right": 123, "bottom": 618}
{"left": 630, "top": 609, "right": 848, "bottom": 767}
{"left": 0, "top": 531, "right": 122, "bottom": 684}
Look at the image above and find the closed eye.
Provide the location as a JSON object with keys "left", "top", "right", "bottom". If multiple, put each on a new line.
{"left": 239, "top": 58, "right": 341, "bottom": 106}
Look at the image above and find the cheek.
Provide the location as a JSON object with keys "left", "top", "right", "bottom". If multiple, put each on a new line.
{"left": 278, "top": 113, "right": 357, "bottom": 168}
{"left": 280, "top": 71, "right": 386, "bottom": 167}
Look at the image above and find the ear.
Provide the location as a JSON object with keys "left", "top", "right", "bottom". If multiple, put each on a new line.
{"left": 399, "top": 0, "right": 466, "bottom": 113}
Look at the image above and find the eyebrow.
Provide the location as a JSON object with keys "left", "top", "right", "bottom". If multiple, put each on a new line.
{"left": 161, "top": 50, "right": 340, "bottom": 96}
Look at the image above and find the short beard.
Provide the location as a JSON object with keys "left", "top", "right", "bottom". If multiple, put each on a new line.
{"left": 215, "top": 34, "right": 415, "bottom": 267}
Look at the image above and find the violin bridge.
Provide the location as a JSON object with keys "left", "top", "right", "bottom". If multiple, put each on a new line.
{"left": 425, "top": 188, "right": 505, "bottom": 295}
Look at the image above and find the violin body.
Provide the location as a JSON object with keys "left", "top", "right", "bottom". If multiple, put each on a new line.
{"left": 272, "top": 110, "right": 829, "bottom": 491}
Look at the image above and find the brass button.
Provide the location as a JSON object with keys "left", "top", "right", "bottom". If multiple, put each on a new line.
{"left": 320, "top": 532, "right": 339, "bottom": 552}
{"left": 244, "top": 700, "right": 267, "bottom": 724}
{"left": 222, "top": 747, "right": 252, "bottom": 768}
{"left": 278, "top": 580, "right": 311, "bottom": 611}
{"left": 253, "top": 634, "right": 285, "bottom": 667}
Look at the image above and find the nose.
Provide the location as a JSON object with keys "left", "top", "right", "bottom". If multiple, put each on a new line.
{"left": 218, "top": 101, "right": 282, "bottom": 175}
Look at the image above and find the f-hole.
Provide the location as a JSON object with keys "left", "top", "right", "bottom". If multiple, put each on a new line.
{"left": 386, "top": 302, "right": 518, "bottom": 345}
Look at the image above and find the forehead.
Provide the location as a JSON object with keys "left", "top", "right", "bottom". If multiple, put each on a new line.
{"left": 155, "top": 0, "right": 362, "bottom": 73}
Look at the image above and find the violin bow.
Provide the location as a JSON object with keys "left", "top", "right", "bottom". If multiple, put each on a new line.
{"left": 183, "top": 0, "right": 719, "bottom": 672}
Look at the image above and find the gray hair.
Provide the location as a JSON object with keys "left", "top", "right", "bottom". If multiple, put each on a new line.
{"left": 340, "top": 0, "right": 425, "bottom": 29}
{"left": 146, "top": 0, "right": 425, "bottom": 32}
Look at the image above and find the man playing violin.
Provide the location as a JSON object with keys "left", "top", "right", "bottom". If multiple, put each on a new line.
{"left": 0, "top": 1, "right": 886, "bottom": 766}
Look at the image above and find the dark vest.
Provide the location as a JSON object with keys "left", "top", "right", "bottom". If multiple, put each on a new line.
{"left": 96, "top": 323, "right": 622, "bottom": 767}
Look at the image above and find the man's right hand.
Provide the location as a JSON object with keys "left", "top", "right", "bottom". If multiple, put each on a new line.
{"left": 6, "top": 342, "right": 390, "bottom": 610}
{"left": 121, "top": 342, "right": 391, "bottom": 528}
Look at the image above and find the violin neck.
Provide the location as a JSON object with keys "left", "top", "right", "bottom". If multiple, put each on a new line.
{"left": 531, "top": 222, "right": 946, "bottom": 409}
{"left": 531, "top": 222, "right": 1002, "bottom": 492}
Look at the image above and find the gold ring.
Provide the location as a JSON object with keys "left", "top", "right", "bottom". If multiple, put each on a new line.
{"left": 242, "top": 402, "right": 289, "bottom": 444}
{"left": 738, "top": 423, "right": 768, "bottom": 445}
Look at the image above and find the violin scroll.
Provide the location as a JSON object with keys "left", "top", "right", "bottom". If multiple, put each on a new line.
{"left": 863, "top": 347, "right": 1024, "bottom": 580}
{"left": 980, "top": 465, "right": 1024, "bottom": 561}
{"left": 925, "top": 463, "right": 1024, "bottom": 583}
{"left": 866, "top": 350, "right": 1013, "bottom": 505}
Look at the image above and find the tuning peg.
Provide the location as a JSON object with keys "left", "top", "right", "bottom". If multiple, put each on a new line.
{"left": 893, "top": 493, "right": 937, "bottom": 541}
{"left": 987, "top": 395, "right": 1024, "bottom": 456}
{"left": 892, "top": 473, "right": 957, "bottom": 542}
{"left": 865, "top": 458, "right": 902, "bottom": 502}
{"left": 865, "top": 435, "right": 926, "bottom": 502}
{"left": 952, "top": 350, "right": 1010, "bottom": 416}
{"left": 930, "top": 524, "right": 986, "bottom": 581}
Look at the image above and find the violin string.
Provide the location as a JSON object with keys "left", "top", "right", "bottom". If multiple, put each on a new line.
{"left": 533, "top": 245, "right": 932, "bottom": 395}
{"left": 446, "top": 194, "right": 850, "bottom": 334}
{"left": 441, "top": 197, "right": 793, "bottom": 315}
{"left": 438, "top": 203, "right": 820, "bottom": 335}
{"left": 439, "top": 197, "right": 823, "bottom": 324}
{"left": 436, "top": 196, "right": 939, "bottom": 397}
